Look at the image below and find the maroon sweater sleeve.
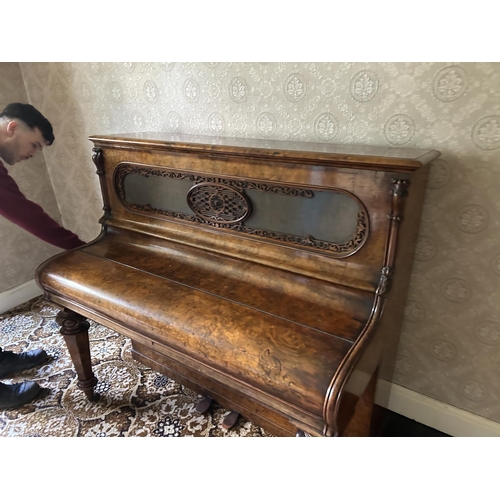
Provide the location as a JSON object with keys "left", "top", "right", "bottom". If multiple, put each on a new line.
{"left": 0, "top": 161, "right": 85, "bottom": 250}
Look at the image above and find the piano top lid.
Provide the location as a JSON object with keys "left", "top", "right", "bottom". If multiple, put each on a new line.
{"left": 89, "top": 132, "right": 441, "bottom": 171}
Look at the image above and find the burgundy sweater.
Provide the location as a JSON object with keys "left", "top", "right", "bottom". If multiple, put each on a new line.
{"left": 0, "top": 160, "right": 85, "bottom": 250}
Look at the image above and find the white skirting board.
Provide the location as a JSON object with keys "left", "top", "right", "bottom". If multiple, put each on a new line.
{"left": 0, "top": 279, "right": 42, "bottom": 315}
{"left": 376, "top": 379, "right": 500, "bottom": 437}
{"left": 1, "top": 282, "right": 499, "bottom": 437}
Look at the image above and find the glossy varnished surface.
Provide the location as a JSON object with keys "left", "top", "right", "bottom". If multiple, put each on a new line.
{"left": 90, "top": 133, "right": 439, "bottom": 170}
{"left": 36, "top": 134, "right": 440, "bottom": 436}
{"left": 39, "top": 248, "right": 353, "bottom": 416}
{"left": 82, "top": 228, "right": 373, "bottom": 341}
{"left": 101, "top": 148, "right": 403, "bottom": 292}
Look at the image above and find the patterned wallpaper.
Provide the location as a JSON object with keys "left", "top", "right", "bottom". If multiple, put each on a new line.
{"left": 13, "top": 62, "right": 500, "bottom": 423}
{"left": 0, "top": 62, "right": 65, "bottom": 292}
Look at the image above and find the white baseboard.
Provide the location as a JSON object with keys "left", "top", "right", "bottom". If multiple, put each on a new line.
{"left": 376, "top": 379, "right": 500, "bottom": 437}
{"left": 0, "top": 279, "right": 42, "bottom": 314}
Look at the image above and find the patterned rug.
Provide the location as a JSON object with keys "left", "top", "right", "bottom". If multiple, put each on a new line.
{"left": 0, "top": 297, "right": 273, "bottom": 437}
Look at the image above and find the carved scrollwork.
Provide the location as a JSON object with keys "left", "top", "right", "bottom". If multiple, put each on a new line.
{"left": 187, "top": 182, "right": 251, "bottom": 223}
{"left": 115, "top": 163, "right": 314, "bottom": 199}
{"left": 127, "top": 202, "right": 369, "bottom": 257}
{"left": 231, "top": 211, "right": 368, "bottom": 255}
{"left": 115, "top": 163, "right": 370, "bottom": 257}
{"left": 92, "top": 147, "right": 103, "bottom": 173}
{"left": 92, "top": 147, "right": 111, "bottom": 223}
{"left": 376, "top": 266, "right": 393, "bottom": 296}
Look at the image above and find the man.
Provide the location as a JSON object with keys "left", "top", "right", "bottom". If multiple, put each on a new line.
{"left": 0, "top": 102, "right": 85, "bottom": 410}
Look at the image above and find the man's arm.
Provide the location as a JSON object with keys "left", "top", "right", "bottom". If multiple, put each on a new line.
{"left": 0, "top": 163, "right": 85, "bottom": 250}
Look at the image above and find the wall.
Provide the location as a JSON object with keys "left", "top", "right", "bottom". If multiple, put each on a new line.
{"left": 18, "top": 62, "right": 500, "bottom": 423}
{"left": 0, "top": 62, "right": 66, "bottom": 294}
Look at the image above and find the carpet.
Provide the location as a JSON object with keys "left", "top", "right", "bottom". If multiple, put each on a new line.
{"left": 0, "top": 297, "right": 273, "bottom": 437}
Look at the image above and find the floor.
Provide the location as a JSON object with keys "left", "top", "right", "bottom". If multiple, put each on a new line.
{"left": 379, "top": 408, "right": 449, "bottom": 437}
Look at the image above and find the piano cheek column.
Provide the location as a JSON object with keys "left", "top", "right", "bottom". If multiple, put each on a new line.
{"left": 56, "top": 308, "right": 98, "bottom": 401}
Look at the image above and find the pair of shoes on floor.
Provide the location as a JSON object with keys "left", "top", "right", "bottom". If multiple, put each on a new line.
{"left": 0, "top": 349, "right": 48, "bottom": 410}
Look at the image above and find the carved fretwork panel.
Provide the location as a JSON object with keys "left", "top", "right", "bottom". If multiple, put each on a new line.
{"left": 114, "top": 162, "right": 370, "bottom": 258}
{"left": 187, "top": 183, "right": 252, "bottom": 223}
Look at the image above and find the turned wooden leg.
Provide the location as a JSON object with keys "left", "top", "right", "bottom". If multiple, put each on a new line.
{"left": 56, "top": 308, "right": 98, "bottom": 401}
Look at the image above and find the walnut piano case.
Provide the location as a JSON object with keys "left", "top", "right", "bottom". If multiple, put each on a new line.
{"left": 36, "top": 133, "right": 439, "bottom": 436}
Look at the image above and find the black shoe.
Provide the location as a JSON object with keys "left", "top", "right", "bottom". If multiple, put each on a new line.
{"left": 0, "top": 381, "right": 43, "bottom": 410}
{"left": 0, "top": 349, "right": 49, "bottom": 379}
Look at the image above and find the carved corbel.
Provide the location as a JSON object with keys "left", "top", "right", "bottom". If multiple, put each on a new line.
{"left": 376, "top": 266, "right": 394, "bottom": 297}
{"left": 92, "top": 147, "right": 111, "bottom": 223}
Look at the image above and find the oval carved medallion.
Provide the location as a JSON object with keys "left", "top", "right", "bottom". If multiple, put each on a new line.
{"left": 187, "top": 182, "right": 251, "bottom": 224}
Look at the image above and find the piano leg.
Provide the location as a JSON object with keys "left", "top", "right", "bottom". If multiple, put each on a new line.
{"left": 56, "top": 308, "right": 98, "bottom": 401}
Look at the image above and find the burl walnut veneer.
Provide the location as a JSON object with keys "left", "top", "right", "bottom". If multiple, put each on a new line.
{"left": 36, "top": 133, "right": 440, "bottom": 437}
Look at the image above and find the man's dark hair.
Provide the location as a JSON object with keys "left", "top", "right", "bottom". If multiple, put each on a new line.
{"left": 0, "top": 102, "right": 55, "bottom": 145}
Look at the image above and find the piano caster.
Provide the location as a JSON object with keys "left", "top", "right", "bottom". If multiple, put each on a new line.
{"left": 222, "top": 410, "right": 240, "bottom": 430}
{"left": 195, "top": 396, "right": 213, "bottom": 414}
